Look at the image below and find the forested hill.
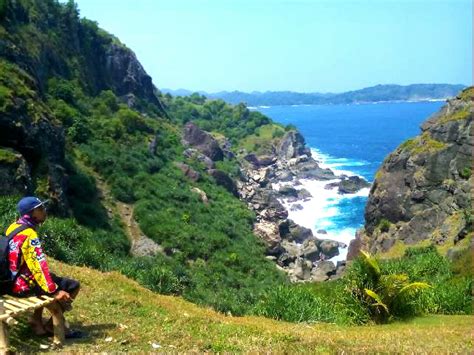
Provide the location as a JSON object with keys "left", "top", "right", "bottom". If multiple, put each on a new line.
{"left": 0, "top": 0, "right": 290, "bottom": 314}
{"left": 162, "top": 83, "right": 466, "bottom": 106}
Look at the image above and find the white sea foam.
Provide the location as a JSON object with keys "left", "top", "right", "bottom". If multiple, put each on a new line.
{"left": 311, "top": 149, "right": 368, "bottom": 178}
{"left": 275, "top": 150, "right": 370, "bottom": 261}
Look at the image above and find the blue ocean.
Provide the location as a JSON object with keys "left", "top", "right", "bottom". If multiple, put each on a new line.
{"left": 255, "top": 101, "right": 445, "bottom": 259}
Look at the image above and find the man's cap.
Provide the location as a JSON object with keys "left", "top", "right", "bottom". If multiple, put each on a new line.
{"left": 17, "top": 196, "right": 49, "bottom": 216}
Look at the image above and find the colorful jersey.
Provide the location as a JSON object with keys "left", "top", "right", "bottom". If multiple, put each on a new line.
{"left": 6, "top": 217, "right": 57, "bottom": 295}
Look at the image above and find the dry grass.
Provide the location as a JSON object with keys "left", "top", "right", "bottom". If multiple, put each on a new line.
{"left": 8, "top": 261, "right": 473, "bottom": 353}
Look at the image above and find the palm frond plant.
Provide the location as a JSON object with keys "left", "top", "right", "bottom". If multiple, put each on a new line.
{"left": 355, "top": 251, "right": 431, "bottom": 323}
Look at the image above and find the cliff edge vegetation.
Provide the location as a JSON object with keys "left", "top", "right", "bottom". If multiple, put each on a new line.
{"left": 352, "top": 87, "right": 472, "bottom": 263}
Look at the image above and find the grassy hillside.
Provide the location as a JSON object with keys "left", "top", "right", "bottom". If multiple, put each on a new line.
{"left": 9, "top": 260, "right": 473, "bottom": 353}
{"left": 0, "top": 1, "right": 471, "bottom": 345}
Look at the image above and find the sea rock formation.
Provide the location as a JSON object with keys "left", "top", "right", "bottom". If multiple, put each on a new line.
{"left": 236, "top": 130, "right": 367, "bottom": 281}
{"left": 349, "top": 87, "right": 473, "bottom": 257}
{"left": 180, "top": 124, "right": 360, "bottom": 281}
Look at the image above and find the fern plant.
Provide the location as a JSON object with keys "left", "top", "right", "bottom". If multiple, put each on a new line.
{"left": 359, "top": 251, "right": 431, "bottom": 323}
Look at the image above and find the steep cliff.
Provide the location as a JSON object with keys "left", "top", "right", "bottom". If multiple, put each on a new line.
{"left": 0, "top": 0, "right": 166, "bottom": 212}
{"left": 350, "top": 87, "right": 473, "bottom": 257}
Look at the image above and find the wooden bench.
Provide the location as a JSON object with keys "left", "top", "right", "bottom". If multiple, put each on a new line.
{"left": 0, "top": 295, "right": 65, "bottom": 354}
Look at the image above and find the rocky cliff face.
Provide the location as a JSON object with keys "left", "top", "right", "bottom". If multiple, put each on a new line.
{"left": 103, "top": 43, "right": 165, "bottom": 111}
{"left": 350, "top": 87, "right": 473, "bottom": 257}
{"left": 0, "top": 61, "right": 69, "bottom": 213}
{"left": 0, "top": 2, "right": 166, "bottom": 113}
{"left": 0, "top": 0, "right": 167, "bottom": 211}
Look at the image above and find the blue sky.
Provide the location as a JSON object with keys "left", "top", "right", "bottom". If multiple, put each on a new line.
{"left": 74, "top": 0, "right": 472, "bottom": 93}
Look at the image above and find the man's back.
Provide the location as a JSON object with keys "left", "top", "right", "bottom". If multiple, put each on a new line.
{"left": 6, "top": 219, "right": 57, "bottom": 295}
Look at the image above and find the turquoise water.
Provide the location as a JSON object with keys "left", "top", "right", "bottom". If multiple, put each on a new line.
{"left": 255, "top": 101, "right": 445, "bottom": 258}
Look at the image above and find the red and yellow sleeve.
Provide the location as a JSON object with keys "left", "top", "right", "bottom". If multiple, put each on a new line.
{"left": 21, "top": 235, "right": 58, "bottom": 294}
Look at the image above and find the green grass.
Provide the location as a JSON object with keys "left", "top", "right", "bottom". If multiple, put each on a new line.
{"left": 458, "top": 87, "right": 474, "bottom": 101}
{"left": 377, "top": 218, "right": 391, "bottom": 232}
{"left": 238, "top": 123, "right": 285, "bottom": 155}
{"left": 399, "top": 132, "right": 446, "bottom": 155}
{"left": 7, "top": 260, "right": 473, "bottom": 353}
{"left": 438, "top": 106, "right": 472, "bottom": 124}
{"left": 0, "top": 147, "right": 18, "bottom": 164}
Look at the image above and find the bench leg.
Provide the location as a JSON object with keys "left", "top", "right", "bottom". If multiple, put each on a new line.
{"left": 0, "top": 321, "right": 8, "bottom": 355}
{"left": 46, "top": 302, "right": 65, "bottom": 346}
{"left": 0, "top": 299, "right": 9, "bottom": 355}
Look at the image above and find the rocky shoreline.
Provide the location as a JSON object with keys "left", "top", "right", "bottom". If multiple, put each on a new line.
{"left": 181, "top": 122, "right": 371, "bottom": 282}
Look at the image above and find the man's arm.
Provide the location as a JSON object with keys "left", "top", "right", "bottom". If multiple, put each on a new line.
{"left": 21, "top": 236, "right": 58, "bottom": 294}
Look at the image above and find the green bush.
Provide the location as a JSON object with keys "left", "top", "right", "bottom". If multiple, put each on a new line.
{"left": 112, "top": 256, "right": 188, "bottom": 295}
{"left": 459, "top": 167, "right": 471, "bottom": 179}
{"left": 253, "top": 284, "right": 337, "bottom": 323}
{"left": 382, "top": 246, "right": 472, "bottom": 316}
{"left": 342, "top": 251, "right": 432, "bottom": 323}
{"left": 377, "top": 218, "right": 391, "bottom": 232}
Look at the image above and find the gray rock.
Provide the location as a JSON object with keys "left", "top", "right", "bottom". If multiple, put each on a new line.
{"left": 174, "top": 162, "right": 200, "bottom": 182}
{"left": 315, "top": 260, "right": 336, "bottom": 274}
{"left": 311, "top": 261, "right": 336, "bottom": 282}
{"left": 0, "top": 149, "right": 32, "bottom": 195}
{"left": 318, "top": 239, "right": 340, "bottom": 259}
{"left": 290, "top": 203, "right": 304, "bottom": 211}
{"left": 297, "top": 188, "right": 312, "bottom": 200}
{"left": 104, "top": 43, "right": 165, "bottom": 111}
{"left": 251, "top": 189, "right": 288, "bottom": 221}
{"left": 277, "top": 131, "right": 311, "bottom": 160}
{"left": 277, "top": 252, "right": 296, "bottom": 267}
{"left": 182, "top": 122, "right": 224, "bottom": 161}
{"left": 208, "top": 169, "right": 238, "bottom": 196}
{"left": 253, "top": 221, "right": 282, "bottom": 254}
{"left": 293, "top": 258, "right": 313, "bottom": 280}
{"left": 279, "top": 185, "right": 298, "bottom": 197}
{"left": 337, "top": 176, "right": 371, "bottom": 194}
{"left": 184, "top": 148, "right": 215, "bottom": 169}
{"left": 288, "top": 223, "right": 313, "bottom": 243}
{"left": 244, "top": 153, "right": 260, "bottom": 167}
{"left": 301, "top": 239, "right": 320, "bottom": 262}
{"left": 295, "top": 161, "right": 336, "bottom": 180}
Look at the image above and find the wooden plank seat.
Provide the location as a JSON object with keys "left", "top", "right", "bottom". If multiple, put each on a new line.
{"left": 0, "top": 295, "right": 65, "bottom": 354}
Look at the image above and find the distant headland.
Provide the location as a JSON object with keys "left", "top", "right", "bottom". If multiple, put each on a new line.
{"left": 161, "top": 83, "right": 466, "bottom": 106}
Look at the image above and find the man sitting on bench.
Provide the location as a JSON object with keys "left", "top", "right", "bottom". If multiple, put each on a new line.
{"left": 6, "top": 196, "right": 82, "bottom": 338}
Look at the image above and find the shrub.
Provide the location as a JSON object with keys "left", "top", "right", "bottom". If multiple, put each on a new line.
{"left": 253, "top": 284, "right": 337, "bottom": 323}
{"left": 382, "top": 246, "right": 472, "bottom": 315}
{"left": 459, "top": 167, "right": 471, "bottom": 179}
{"left": 377, "top": 218, "right": 391, "bottom": 232}
{"left": 343, "top": 251, "right": 431, "bottom": 323}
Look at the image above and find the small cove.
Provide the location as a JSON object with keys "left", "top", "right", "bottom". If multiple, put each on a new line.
{"left": 255, "top": 101, "right": 445, "bottom": 260}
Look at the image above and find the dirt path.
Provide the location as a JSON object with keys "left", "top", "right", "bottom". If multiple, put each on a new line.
{"left": 115, "top": 200, "right": 163, "bottom": 256}
{"left": 82, "top": 163, "right": 163, "bottom": 257}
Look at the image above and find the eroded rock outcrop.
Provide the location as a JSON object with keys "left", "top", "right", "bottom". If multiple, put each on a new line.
{"left": 349, "top": 87, "right": 473, "bottom": 258}
{"left": 182, "top": 122, "right": 224, "bottom": 161}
